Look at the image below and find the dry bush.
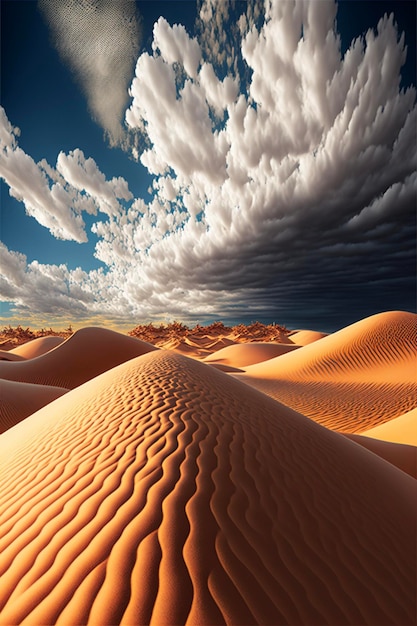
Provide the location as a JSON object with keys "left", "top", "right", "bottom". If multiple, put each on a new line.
{"left": 0, "top": 325, "right": 74, "bottom": 347}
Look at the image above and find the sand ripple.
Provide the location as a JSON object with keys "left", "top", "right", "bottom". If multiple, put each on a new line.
{"left": 0, "top": 351, "right": 415, "bottom": 625}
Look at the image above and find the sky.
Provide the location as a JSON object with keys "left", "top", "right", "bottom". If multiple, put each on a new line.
{"left": 0, "top": 0, "right": 416, "bottom": 333}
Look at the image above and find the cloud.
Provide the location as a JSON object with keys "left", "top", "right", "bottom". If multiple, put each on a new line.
{"left": 0, "top": 108, "right": 90, "bottom": 242}
{"left": 2, "top": 1, "right": 416, "bottom": 330}
{"left": 38, "top": 0, "right": 141, "bottom": 146}
{"left": 0, "top": 108, "right": 133, "bottom": 242}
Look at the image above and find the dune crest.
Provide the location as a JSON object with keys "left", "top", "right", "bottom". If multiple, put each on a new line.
{"left": 0, "top": 327, "right": 158, "bottom": 390}
{"left": 0, "top": 351, "right": 415, "bottom": 625}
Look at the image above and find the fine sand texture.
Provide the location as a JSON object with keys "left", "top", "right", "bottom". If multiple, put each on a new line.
{"left": 0, "top": 327, "right": 158, "bottom": 389}
{"left": 0, "top": 350, "right": 415, "bottom": 625}
{"left": 236, "top": 311, "right": 417, "bottom": 433}
{"left": 0, "top": 379, "right": 69, "bottom": 434}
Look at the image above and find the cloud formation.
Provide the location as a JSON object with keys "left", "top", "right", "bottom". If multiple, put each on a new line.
{"left": 1, "top": 0, "right": 416, "bottom": 330}
{"left": 0, "top": 108, "right": 132, "bottom": 241}
{"left": 38, "top": 0, "right": 142, "bottom": 146}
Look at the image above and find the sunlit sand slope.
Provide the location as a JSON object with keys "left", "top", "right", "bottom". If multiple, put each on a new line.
{"left": 204, "top": 341, "right": 299, "bottom": 367}
{"left": 10, "top": 336, "right": 65, "bottom": 359}
{"left": 0, "top": 327, "right": 158, "bottom": 389}
{"left": 0, "top": 351, "right": 415, "bottom": 626}
{"left": 0, "top": 379, "right": 69, "bottom": 434}
{"left": 360, "top": 407, "right": 417, "bottom": 446}
{"left": 288, "top": 330, "right": 328, "bottom": 345}
{"left": 238, "top": 311, "right": 417, "bottom": 432}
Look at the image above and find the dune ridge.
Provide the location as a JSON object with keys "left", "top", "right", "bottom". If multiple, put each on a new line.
{"left": 0, "top": 327, "right": 158, "bottom": 389}
{"left": 0, "top": 351, "right": 415, "bottom": 625}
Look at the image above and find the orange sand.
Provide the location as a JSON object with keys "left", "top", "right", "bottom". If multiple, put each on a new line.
{"left": 203, "top": 341, "right": 299, "bottom": 367}
{"left": 236, "top": 311, "right": 417, "bottom": 432}
{"left": 10, "top": 336, "right": 65, "bottom": 359}
{"left": 0, "top": 327, "right": 158, "bottom": 389}
{"left": 360, "top": 406, "right": 417, "bottom": 445}
{"left": 0, "top": 313, "right": 416, "bottom": 625}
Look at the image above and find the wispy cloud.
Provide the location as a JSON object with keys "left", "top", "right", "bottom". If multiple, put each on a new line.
{"left": 38, "top": 0, "right": 142, "bottom": 146}
{"left": 1, "top": 0, "right": 416, "bottom": 329}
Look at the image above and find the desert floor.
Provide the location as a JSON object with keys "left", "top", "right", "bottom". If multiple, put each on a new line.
{"left": 0, "top": 310, "right": 416, "bottom": 625}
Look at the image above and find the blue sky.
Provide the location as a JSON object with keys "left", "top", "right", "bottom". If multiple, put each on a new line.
{"left": 0, "top": 0, "right": 416, "bottom": 332}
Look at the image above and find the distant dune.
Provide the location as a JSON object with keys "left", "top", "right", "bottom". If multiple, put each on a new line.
{"left": 237, "top": 311, "right": 417, "bottom": 433}
{"left": 0, "top": 327, "right": 158, "bottom": 389}
{"left": 9, "top": 335, "right": 65, "bottom": 359}
{"left": 204, "top": 341, "right": 299, "bottom": 367}
{"left": 287, "top": 329, "right": 328, "bottom": 345}
{"left": 0, "top": 312, "right": 415, "bottom": 625}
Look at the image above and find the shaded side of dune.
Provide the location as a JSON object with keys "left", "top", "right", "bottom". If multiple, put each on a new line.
{"left": 0, "top": 352, "right": 415, "bottom": 626}
{"left": 0, "top": 380, "right": 69, "bottom": 434}
{"left": 344, "top": 433, "right": 417, "bottom": 478}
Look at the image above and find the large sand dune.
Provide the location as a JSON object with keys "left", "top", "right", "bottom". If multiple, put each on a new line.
{"left": 237, "top": 311, "right": 417, "bottom": 432}
{"left": 0, "top": 350, "right": 415, "bottom": 625}
{"left": 0, "top": 327, "right": 158, "bottom": 389}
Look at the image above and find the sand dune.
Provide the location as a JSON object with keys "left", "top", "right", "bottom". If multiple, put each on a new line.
{"left": 204, "top": 341, "right": 299, "bottom": 368}
{"left": 288, "top": 330, "right": 328, "bottom": 345}
{"left": 243, "top": 311, "right": 416, "bottom": 384}
{"left": 0, "top": 379, "right": 69, "bottom": 434}
{"left": 0, "top": 351, "right": 415, "bottom": 625}
{"left": 158, "top": 337, "right": 212, "bottom": 359}
{"left": 10, "top": 336, "right": 65, "bottom": 359}
{"left": 0, "top": 327, "right": 158, "bottom": 390}
{"left": 238, "top": 311, "right": 417, "bottom": 432}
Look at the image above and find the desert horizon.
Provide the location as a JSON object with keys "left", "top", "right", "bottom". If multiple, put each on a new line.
{"left": 0, "top": 309, "right": 416, "bottom": 624}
